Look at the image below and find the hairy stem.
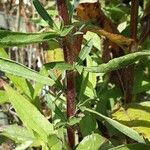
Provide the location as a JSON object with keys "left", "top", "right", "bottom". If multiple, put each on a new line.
{"left": 130, "top": 0, "right": 139, "bottom": 41}
{"left": 124, "top": 0, "right": 139, "bottom": 103}
{"left": 56, "top": 0, "right": 75, "bottom": 147}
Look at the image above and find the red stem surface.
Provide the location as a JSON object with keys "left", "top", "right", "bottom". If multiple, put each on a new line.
{"left": 56, "top": 0, "right": 75, "bottom": 147}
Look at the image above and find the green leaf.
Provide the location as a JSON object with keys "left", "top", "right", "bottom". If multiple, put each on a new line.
{"left": 7, "top": 74, "right": 34, "bottom": 100}
{"left": 67, "top": 117, "right": 82, "bottom": 126}
{"left": 80, "top": 107, "right": 146, "bottom": 144}
{"left": 32, "top": 0, "right": 54, "bottom": 28}
{"left": 0, "top": 91, "right": 8, "bottom": 104}
{"left": 84, "top": 31, "right": 101, "bottom": 50}
{"left": 15, "top": 141, "right": 34, "bottom": 150}
{"left": 78, "top": 72, "right": 90, "bottom": 101}
{"left": 4, "top": 84, "right": 55, "bottom": 142}
{"left": 76, "top": 133, "right": 105, "bottom": 150}
{"left": 45, "top": 93, "right": 66, "bottom": 122}
{"left": 48, "top": 134, "right": 63, "bottom": 150}
{"left": 0, "top": 48, "right": 34, "bottom": 101}
{"left": 76, "top": 39, "right": 93, "bottom": 65}
{"left": 112, "top": 102, "right": 150, "bottom": 141}
{"left": 60, "top": 25, "right": 74, "bottom": 37}
{"left": 0, "top": 30, "right": 59, "bottom": 47}
{"left": 44, "top": 61, "right": 73, "bottom": 71}
{"left": 0, "top": 57, "right": 56, "bottom": 87}
{"left": 84, "top": 51, "right": 150, "bottom": 73}
{"left": 109, "top": 143, "right": 150, "bottom": 150}
{"left": 80, "top": 114, "right": 97, "bottom": 137}
{"left": 0, "top": 47, "right": 8, "bottom": 58}
{"left": 0, "top": 125, "right": 35, "bottom": 144}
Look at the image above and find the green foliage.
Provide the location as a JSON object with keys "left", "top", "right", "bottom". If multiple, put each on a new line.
{"left": 109, "top": 143, "right": 150, "bottom": 150}
{"left": 84, "top": 51, "right": 150, "bottom": 73}
{"left": 76, "top": 133, "right": 105, "bottom": 150}
{"left": 0, "top": 57, "right": 56, "bottom": 86}
{"left": 80, "top": 107, "right": 146, "bottom": 144}
{"left": 32, "top": 0, "right": 55, "bottom": 28}
{"left": 0, "top": 0, "right": 150, "bottom": 149}
{"left": 0, "top": 30, "right": 59, "bottom": 47}
{"left": 112, "top": 102, "right": 150, "bottom": 141}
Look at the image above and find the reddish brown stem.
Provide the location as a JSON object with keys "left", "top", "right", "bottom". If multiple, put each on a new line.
{"left": 56, "top": 0, "right": 69, "bottom": 25}
{"left": 56, "top": 0, "right": 75, "bottom": 147}
{"left": 130, "top": 0, "right": 139, "bottom": 41}
{"left": 124, "top": 0, "right": 139, "bottom": 103}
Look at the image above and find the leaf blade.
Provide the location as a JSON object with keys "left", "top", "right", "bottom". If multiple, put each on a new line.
{"left": 0, "top": 57, "right": 56, "bottom": 87}
{"left": 81, "top": 107, "right": 146, "bottom": 144}
{"left": 4, "top": 84, "right": 55, "bottom": 141}
{"left": 0, "top": 30, "right": 59, "bottom": 47}
{"left": 84, "top": 51, "right": 150, "bottom": 73}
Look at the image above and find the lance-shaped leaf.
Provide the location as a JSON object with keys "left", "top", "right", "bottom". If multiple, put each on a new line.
{"left": 4, "top": 84, "right": 55, "bottom": 141}
{"left": 0, "top": 125, "right": 35, "bottom": 144}
{"left": 0, "top": 57, "right": 55, "bottom": 86}
{"left": 0, "top": 30, "right": 59, "bottom": 47}
{"left": 44, "top": 61, "right": 73, "bottom": 71}
{"left": 112, "top": 102, "right": 150, "bottom": 141}
{"left": 80, "top": 107, "right": 146, "bottom": 144}
{"left": 109, "top": 143, "right": 150, "bottom": 150}
{"left": 32, "top": 0, "right": 54, "bottom": 28}
{"left": 0, "top": 90, "right": 8, "bottom": 104}
{"left": 76, "top": 39, "right": 93, "bottom": 65}
{"left": 83, "top": 51, "right": 150, "bottom": 73}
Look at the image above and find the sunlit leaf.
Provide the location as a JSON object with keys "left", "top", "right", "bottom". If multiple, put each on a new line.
{"left": 0, "top": 125, "right": 35, "bottom": 144}
{"left": 83, "top": 51, "right": 150, "bottom": 73}
{"left": 112, "top": 101, "right": 150, "bottom": 141}
{"left": 0, "top": 57, "right": 56, "bottom": 86}
{"left": 0, "top": 30, "right": 59, "bottom": 47}
{"left": 4, "top": 84, "right": 55, "bottom": 142}
{"left": 76, "top": 133, "right": 105, "bottom": 150}
{"left": 0, "top": 91, "right": 8, "bottom": 104}
{"left": 76, "top": 39, "right": 93, "bottom": 64}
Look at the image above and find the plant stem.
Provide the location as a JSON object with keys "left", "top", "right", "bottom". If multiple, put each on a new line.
{"left": 56, "top": 0, "right": 75, "bottom": 147}
{"left": 56, "top": 0, "right": 69, "bottom": 25}
{"left": 124, "top": 0, "right": 139, "bottom": 103}
{"left": 130, "top": 0, "right": 139, "bottom": 41}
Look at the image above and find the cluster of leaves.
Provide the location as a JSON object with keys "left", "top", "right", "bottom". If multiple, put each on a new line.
{"left": 0, "top": 0, "right": 150, "bottom": 150}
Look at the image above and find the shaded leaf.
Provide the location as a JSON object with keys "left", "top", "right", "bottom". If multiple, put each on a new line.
{"left": 32, "top": 0, "right": 54, "bottom": 28}
{"left": 80, "top": 114, "right": 97, "bottom": 137}
{"left": 109, "top": 143, "right": 150, "bottom": 150}
{"left": 81, "top": 107, "right": 146, "bottom": 143}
